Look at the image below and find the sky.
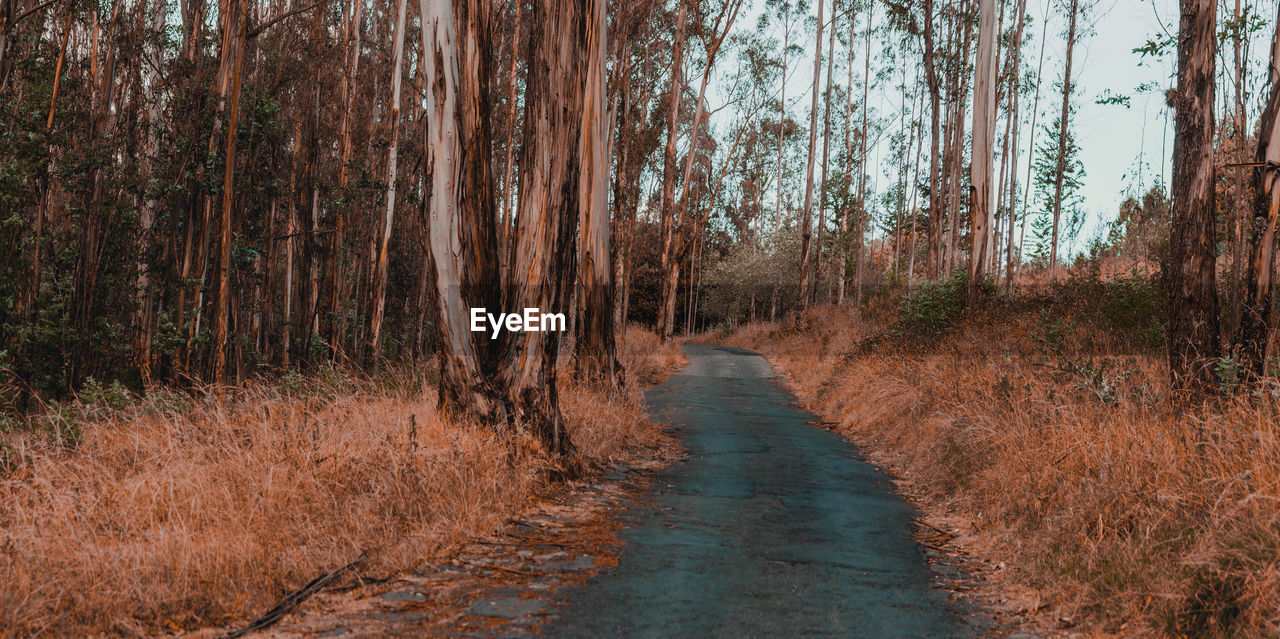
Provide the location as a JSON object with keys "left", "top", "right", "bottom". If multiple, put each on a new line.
{"left": 709, "top": 0, "right": 1274, "bottom": 258}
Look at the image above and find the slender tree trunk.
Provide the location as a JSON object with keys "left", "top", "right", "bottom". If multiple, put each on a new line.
{"left": 853, "top": 1, "right": 873, "bottom": 309}
{"left": 798, "top": 0, "right": 825, "bottom": 308}
{"left": 1227, "top": 0, "right": 1249, "bottom": 335}
{"left": 837, "top": 0, "right": 857, "bottom": 305}
{"left": 815, "top": 1, "right": 837, "bottom": 306}
{"left": 1167, "top": 0, "right": 1220, "bottom": 392}
{"left": 1016, "top": 0, "right": 1050, "bottom": 282}
{"left": 329, "top": 0, "right": 365, "bottom": 358}
{"left": 1234, "top": 5, "right": 1280, "bottom": 379}
{"left": 967, "top": 0, "right": 996, "bottom": 302}
{"left": 1005, "top": 0, "right": 1028, "bottom": 291}
{"left": 656, "top": 0, "right": 688, "bottom": 340}
{"left": 1049, "top": 0, "right": 1079, "bottom": 276}
{"left": 211, "top": 0, "right": 247, "bottom": 385}
{"left": 134, "top": 0, "right": 168, "bottom": 385}
{"left": 499, "top": 0, "right": 523, "bottom": 252}
{"left": 365, "top": 0, "right": 409, "bottom": 363}
{"left": 945, "top": 6, "right": 972, "bottom": 274}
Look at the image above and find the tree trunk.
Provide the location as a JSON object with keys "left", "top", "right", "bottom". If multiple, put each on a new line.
{"left": 328, "top": 0, "right": 365, "bottom": 358}
{"left": 837, "top": 0, "right": 857, "bottom": 305}
{"left": 1234, "top": 5, "right": 1280, "bottom": 379}
{"left": 574, "top": 0, "right": 619, "bottom": 384}
{"left": 498, "top": 0, "right": 590, "bottom": 456}
{"left": 814, "top": 6, "right": 836, "bottom": 306}
{"left": 420, "top": 0, "right": 506, "bottom": 424}
{"left": 922, "top": 0, "right": 944, "bottom": 279}
{"left": 656, "top": 0, "right": 688, "bottom": 340}
{"left": 1167, "top": 0, "right": 1220, "bottom": 392}
{"left": 1005, "top": 0, "right": 1027, "bottom": 291}
{"left": 853, "top": 1, "right": 873, "bottom": 309}
{"left": 798, "top": 0, "right": 825, "bottom": 308}
{"left": 499, "top": 0, "right": 523, "bottom": 253}
{"left": 211, "top": 0, "right": 247, "bottom": 385}
{"left": 1049, "top": 0, "right": 1079, "bottom": 276}
{"left": 967, "top": 0, "right": 997, "bottom": 303}
{"left": 366, "top": 0, "right": 409, "bottom": 364}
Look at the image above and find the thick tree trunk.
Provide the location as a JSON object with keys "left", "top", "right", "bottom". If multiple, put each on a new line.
{"left": 134, "top": 0, "right": 168, "bottom": 385}
{"left": 498, "top": 0, "right": 590, "bottom": 456}
{"left": 1234, "top": 6, "right": 1280, "bottom": 379}
{"left": 420, "top": 0, "right": 505, "bottom": 424}
{"left": 922, "top": 0, "right": 943, "bottom": 279}
{"left": 574, "top": 0, "right": 619, "bottom": 384}
{"left": 1167, "top": 0, "right": 1220, "bottom": 392}
{"left": 967, "top": 0, "right": 996, "bottom": 303}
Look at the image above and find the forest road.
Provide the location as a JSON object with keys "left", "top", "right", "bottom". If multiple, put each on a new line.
{"left": 540, "top": 345, "right": 980, "bottom": 638}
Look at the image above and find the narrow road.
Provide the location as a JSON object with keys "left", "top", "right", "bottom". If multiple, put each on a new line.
{"left": 542, "top": 345, "right": 978, "bottom": 637}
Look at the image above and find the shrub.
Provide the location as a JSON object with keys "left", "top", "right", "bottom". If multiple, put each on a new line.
{"left": 895, "top": 273, "right": 967, "bottom": 340}
{"left": 1100, "top": 274, "right": 1165, "bottom": 350}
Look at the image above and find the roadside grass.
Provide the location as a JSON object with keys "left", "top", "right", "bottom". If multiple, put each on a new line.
{"left": 724, "top": 269, "right": 1280, "bottom": 637}
{"left": 0, "top": 326, "right": 683, "bottom": 638}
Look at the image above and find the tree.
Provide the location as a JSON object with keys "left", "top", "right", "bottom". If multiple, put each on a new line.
{"left": 420, "top": 0, "right": 506, "bottom": 425}
{"left": 798, "top": 0, "right": 826, "bottom": 307}
{"left": 967, "top": 0, "right": 996, "bottom": 303}
{"left": 1233, "top": 3, "right": 1280, "bottom": 380}
{"left": 1166, "top": 0, "right": 1219, "bottom": 392}
{"left": 1048, "top": 0, "right": 1080, "bottom": 277}
{"left": 574, "top": 0, "right": 620, "bottom": 384}
{"left": 366, "top": 0, "right": 410, "bottom": 363}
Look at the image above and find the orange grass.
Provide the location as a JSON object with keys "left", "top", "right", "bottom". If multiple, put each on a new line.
{"left": 727, "top": 300, "right": 1280, "bottom": 637}
{"left": 0, "top": 327, "right": 683, "bottom": 637}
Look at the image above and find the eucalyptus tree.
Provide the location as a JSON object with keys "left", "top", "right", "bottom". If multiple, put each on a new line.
{"left": 1166, "top": 0, "right": 1219, "bottom": 392}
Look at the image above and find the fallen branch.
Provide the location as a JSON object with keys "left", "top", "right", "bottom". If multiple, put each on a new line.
{"left": 223, "top": 550, "right": 368, "bottom": 638}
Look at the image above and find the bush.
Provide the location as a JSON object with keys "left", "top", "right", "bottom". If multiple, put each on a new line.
{"left": 1100, "top": 274, "right": 1165, "bottom": 350}
{"left": 895, "top": 273, "right": 968, "bottom": 340}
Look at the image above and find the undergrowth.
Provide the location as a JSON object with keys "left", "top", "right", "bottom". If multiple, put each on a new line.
{"left": 724, "top": 268, "right": 1280, "bottom": 637}
{"left": 0, "top": 326, "right": 684, "bottom": 637}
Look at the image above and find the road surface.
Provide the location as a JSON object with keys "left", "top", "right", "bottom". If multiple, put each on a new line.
{"left": 542, "top": 345, "right": 977, "bottom": 637}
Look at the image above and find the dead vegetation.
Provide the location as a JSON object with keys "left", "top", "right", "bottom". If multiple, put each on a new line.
{"left": 0, "top": 327, "right": 683, "bottom": 638}
{"left": 723, "top": 270, "right": 1280, "bottom": 637}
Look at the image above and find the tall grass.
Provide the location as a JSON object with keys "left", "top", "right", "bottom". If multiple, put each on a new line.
{"left": 727, "top": 279, "right": 1280, "bottom": 637}
{"left": 0, "top": 326, "right": 683, "bottom": 637}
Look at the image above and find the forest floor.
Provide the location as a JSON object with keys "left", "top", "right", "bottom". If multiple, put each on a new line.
{"left": 711, "top": 271, "right": 1280, "bottom": 637}
{"left": 0, "top": 328, "right": 685, "bottom": 638}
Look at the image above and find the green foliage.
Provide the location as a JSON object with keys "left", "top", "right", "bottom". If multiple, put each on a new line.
{"left": 1030, "top": 105, "right": 1087, "bottom": 266}
{"left": 1099, "top": 274, "right": 1165, "bottom": 349}
{"left": 1214, "top": 355, "right": 1242, "bottom": 391}
{"left": 894, "top": 273, "right": 968, "bottom": 339}
{"left": 1034, "top": 308, "right": 1074, "bottom": 353}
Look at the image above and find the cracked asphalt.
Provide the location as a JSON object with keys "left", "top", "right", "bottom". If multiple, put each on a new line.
{"left": 541, "top": 345, "right": 979, "bottom": 638}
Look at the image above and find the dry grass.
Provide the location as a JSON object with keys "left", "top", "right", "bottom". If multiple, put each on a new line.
{"left": 726, "top": 292, "right": 1280, "bottom": 637}
{"left": 0, "top": 327, "right": 683, "bottom": 638}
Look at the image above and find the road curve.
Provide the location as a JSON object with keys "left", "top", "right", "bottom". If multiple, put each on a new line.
{"left": 541, "top": 345, "right": 977, "bottom": 638}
